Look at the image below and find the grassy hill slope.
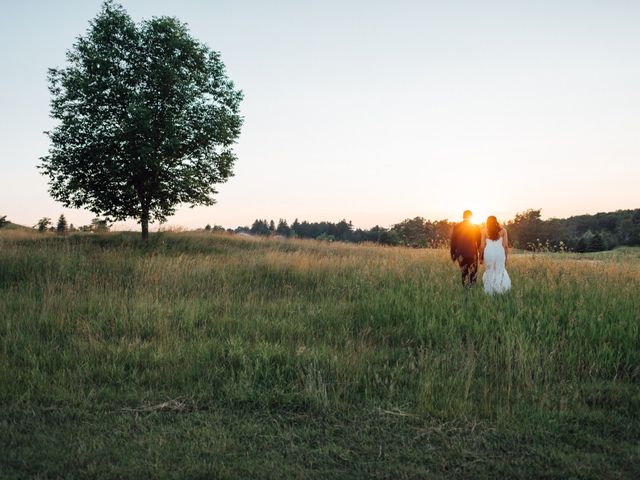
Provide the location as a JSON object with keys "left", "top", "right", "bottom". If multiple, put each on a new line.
{"left": 1, "top": 221, "right": 32, "bottom": 231}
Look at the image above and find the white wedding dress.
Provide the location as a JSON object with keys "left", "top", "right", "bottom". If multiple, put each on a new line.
{"left": 482, "top": 238, "right": 511, "bottom": 294}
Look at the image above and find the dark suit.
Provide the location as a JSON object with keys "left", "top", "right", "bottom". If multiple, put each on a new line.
{"left": 450, "top": 220, "right": 482, "bottom": 287}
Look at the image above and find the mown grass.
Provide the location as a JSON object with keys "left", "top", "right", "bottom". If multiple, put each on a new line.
{"left": 1, "top": 231, "right": 639, "bottom": 479}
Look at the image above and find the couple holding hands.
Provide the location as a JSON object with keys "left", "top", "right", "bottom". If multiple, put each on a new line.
{"left": 450, "top": 210, "right": 511, "bottom": 294}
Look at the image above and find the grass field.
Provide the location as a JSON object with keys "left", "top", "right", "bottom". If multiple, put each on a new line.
{"left": 1, "top": 231, "right": 638, "bottom": 479}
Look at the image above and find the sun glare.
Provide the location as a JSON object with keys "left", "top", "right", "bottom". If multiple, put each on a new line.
{"left": 467, "top": 208, "right": 494, "bottom": 226}
{"left": 470, "top": 213, "right": 486, "bottom": 225}
{"left": 452, "top": 201, "right": 492, "bottom": 226}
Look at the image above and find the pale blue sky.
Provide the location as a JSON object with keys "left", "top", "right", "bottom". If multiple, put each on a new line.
{"left": 1, "top": 0, "right": 639, "bottom": 229}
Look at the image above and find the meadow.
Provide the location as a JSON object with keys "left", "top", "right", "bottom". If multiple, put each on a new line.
{"left": 1, "top": 231, "right": 638, "bottom": 479}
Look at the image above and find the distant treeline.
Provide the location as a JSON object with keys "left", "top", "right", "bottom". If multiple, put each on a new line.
{"left": 0, "top": 215, "right": 110, "bottom": 234}
{"left": 231, "top": 209, "right": 640, "bottom": 252}
{"left": 505, "top": 208, "right": 640, "bottom": 252}
{"left": 234, "top": 218, "right": 451, "bottom": 247}
{"left": 4, "top": 208, "right": 638, "bottom": 253}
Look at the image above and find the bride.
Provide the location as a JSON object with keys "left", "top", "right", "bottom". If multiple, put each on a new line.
{"left": 480, "top": 216, "right": 511, "bottom": 294}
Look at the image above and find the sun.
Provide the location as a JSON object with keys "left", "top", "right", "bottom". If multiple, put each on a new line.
{"left": 469, "top": 212, "right": 483, "bottom": 225}
{"left": 468, "top": 209, "right": 490, "bottom": 226}
{"left": 452, "top": 201, "right": 493, "bottom": 226}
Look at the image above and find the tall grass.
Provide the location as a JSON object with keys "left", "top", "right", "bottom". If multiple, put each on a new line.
{"left": 1, "top": 231, "right": 638, "bottom": 478}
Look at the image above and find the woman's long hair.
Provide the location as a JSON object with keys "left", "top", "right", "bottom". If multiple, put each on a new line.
{"left": 486, "top": 216, "right": 501, "bottom": 240}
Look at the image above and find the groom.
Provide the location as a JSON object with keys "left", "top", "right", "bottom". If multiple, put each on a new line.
{"left": 450, "top": 210, "right": 482, "bottom": 287}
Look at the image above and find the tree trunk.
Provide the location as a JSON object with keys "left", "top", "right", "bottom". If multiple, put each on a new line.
{"left": 141, "top": 213, "right": 149, "bottom": 241}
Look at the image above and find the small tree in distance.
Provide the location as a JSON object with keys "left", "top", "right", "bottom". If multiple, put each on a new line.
{"left": 250, "top": 219, "right": 270, "bottom": 236}
{"left": 91, "top": 218, "right": 110, "bottom": 233}
{"left": 588, "top": 232, "right": 606, "bottom": 252}
{"left": 56, "top": 215, "right": 68, "bottom": 234}
{"left": 0, "top": 215, "right": 8, "bottom": 228}
{"left": 378, "top": 230, "right": 400, "bottom": 246}
{"left": 40, "top": 1, "right": 243, "bottom": 240}
{"left": 35, "top": 218, "right": 52, "bottom": 233}
{"left": 276, "top": 219, "right": 291, "bottom": 237}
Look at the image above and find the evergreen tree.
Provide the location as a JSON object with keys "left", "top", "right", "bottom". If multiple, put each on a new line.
{"left": 588, "top": 232, "right": 606, "bottom": 252}
{"left": 290, "top": 218, "right": 300, "bottom": 237}
{"left": 269, "top": 220, "right": 276, "bottom": 233}
{"left": 336, "top": 219, "right": 354, "bottom": 241}
{"left": 0, "top": 215, "right": 8, "bottom": 228}
{"left": 627, "top": 210, "right": 640, "bottom": 246}
{"left": 56, "top": 214, "right": 68, "bottom": 234}
{"left": 574, "top": 236, "right": 587, "bottom": 253}
{"left": 250, "top": 219, "right": 270, "bottom": 235}
{"left": 276, "top": 219, "right": 291, "bottom": 237}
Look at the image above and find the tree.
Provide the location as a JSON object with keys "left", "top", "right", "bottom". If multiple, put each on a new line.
{"left": 574, "top": 236, "right": 587, "bottom": 253}
{"left": 619, "top": 210, "right": 640, "bottom": 246}
{"left": 56, "top": 214, "right": 68, "bottom": 234}
{"left": 276, "top": 219, "right": 290, "bottom": 237}
{"left": 577, "top": 231, "right": 594, "bottom": 253}
{"left": 91, "top": 217, "right": 110, "bottom": 233}
{"left": 290, "top": 218, "right": 300, "bottom": 237}
{"left": 269, "top": 220, "right": 276, "bottom": 234}
{"left": 393, "top": 217, "right": 431, "bottom": 247}
{"left": 335, "top": 219, "right": 354, "bottom": 241}
{"left": 513, "top": 209, "right": 542, "bottom": 223}
{"left": 0, "top": 215, "right": 8, "bottom": 228}
{"left": 507, "top": 209, "right": 543, "bottom": 249}
{"left": 430, "top": 219, "right": 453, "bottom": 247}
{"left": 40, "top": 2, "right": 243, "bottom": 240}
{"left": 588, "top": 232, "right": 606, "bottom": 252}
{"left": 378, "top": 229, "right": 400, "bottom": 246}
{"left": 250, "top": 219, "right": 270, "bottom": 236}
{"left": 35, "top": 217, "right": 51, "bottom": 233}
{"left": 360, "top": 225, "right": 384, "bottom": 243}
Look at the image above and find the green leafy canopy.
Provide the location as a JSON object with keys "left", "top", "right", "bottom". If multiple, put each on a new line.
{"left": 40, "top": 1, "right": 243, "bottom": 237}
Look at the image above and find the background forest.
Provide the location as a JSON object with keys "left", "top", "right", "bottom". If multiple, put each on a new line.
{"left": 236, "top": 209, "right": 640, "bottom": 252}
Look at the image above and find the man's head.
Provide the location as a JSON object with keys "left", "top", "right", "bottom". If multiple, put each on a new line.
{"left": 463, "top": 210, "right": 472, "bottom": 221}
